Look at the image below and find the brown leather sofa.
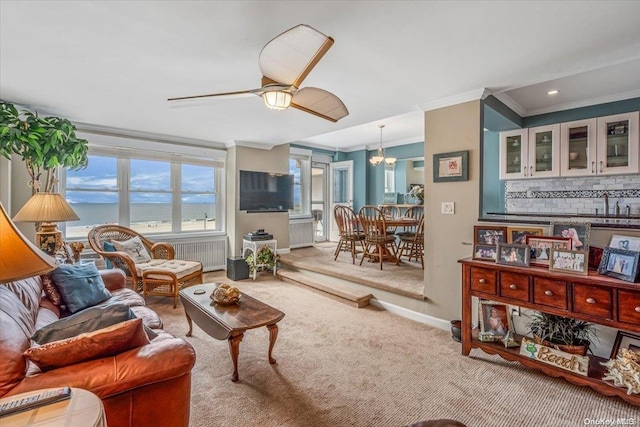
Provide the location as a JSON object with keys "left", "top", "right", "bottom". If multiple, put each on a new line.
{"left": 0, "top": 268, "right": 196, "bottom": 427}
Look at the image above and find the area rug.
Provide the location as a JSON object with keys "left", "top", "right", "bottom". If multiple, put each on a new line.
{"left": 148, "top": 273, "right": 635, "bottom": 427}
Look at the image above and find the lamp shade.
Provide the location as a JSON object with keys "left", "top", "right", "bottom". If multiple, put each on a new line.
{"left": 262, "top": 90, "right": 293, "bottom": 110}
{"left": 13, "top": 193, "right": 79, "bottom": 223}
{"left": 0, "top": 203, "right": 56, "bottom": 283}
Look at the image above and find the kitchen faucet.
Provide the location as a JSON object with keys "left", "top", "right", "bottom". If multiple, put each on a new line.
{"left": 615, "top": 201, "right": 620, "bottom": 216}
{"left": 603, "top": 192, "right": 609, "bottom": 215}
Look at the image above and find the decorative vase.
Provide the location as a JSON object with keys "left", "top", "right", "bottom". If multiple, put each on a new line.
{"left": 450, "top": 320, "right": 462, "bottom": 342}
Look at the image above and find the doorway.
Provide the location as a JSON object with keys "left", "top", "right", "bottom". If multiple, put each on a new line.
{"left": 311, "top": 162, "right": 328, "bottom": 242}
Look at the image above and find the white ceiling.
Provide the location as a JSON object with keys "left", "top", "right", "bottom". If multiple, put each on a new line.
{"left": 1, "top": 1, "right": 639, "bottom": 152}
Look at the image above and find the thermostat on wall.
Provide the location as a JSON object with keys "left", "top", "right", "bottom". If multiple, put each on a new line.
{"left": 441, "top": 202, "right": 455, "bottom": 215}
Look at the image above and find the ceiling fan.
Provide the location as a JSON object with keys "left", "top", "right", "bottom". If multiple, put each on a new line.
{"left": 168, "top": 24, "right": 349, "bottom": 122}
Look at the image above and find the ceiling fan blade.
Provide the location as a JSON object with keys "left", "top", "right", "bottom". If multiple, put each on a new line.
{"left": 259, "top": 24, "right": 334, "bottom": 88}
{"left": 290, "top": 87, "right": 349, "bottom": 122}
{"left": 167, "top": 89, "right": 255, "bottom": 102}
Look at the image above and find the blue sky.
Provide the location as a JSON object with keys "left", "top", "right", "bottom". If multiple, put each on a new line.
{"left": 66, "top": 156, "right": 215, "bottom": 204}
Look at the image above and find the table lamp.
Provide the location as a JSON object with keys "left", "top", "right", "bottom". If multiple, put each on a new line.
{"left": 12, "top": 193, "right": 79, "bottom": 256}
{"left": 0, "top": 202, "right": 56, "bottom": 283}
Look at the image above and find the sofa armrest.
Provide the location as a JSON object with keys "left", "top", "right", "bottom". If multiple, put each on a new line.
{"left": 7, "top": 334, "right": 195, "bottom": 398}
{"left": 100, "top": 268, "right": 127, "bottom": 291}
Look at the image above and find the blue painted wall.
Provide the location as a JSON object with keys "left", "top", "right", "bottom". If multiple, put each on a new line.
{"left": 482, "top": 130, "right": 503, "bottom": 215}
{"left": 365, "top": 141, "right": 424, "bottom": 209}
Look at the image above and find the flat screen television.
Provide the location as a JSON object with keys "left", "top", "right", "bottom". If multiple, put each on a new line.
{"left": 239, "top": 170, "right": 294, "bottom": 212}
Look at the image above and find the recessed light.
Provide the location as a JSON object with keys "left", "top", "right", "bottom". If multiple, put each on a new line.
{"left": 547, "top": 90, "right": 559, "bottom": 95}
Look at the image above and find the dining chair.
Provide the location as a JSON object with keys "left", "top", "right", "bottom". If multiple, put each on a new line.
{"left": 396, "top": 205, "right": 424, "bottom": 238}
{"left": 398, "top": 215, "right": 424, "bottom": 269}
{"left": 333, "top": 205, "right": 365, "bottom": 264}
{"left": 380, "top": 205, "right": 402, "bottom": 234}
{"left": 358, "top": 205, "right": 399, "bottom": 270}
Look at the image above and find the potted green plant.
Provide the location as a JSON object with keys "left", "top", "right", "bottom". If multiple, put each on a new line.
{"left": 245, "top": 246, "right": 279, "bottom": 274}
{"left": 527, "top": 312, "right": 597, "bottom": 356}
{"left": 0, "top": 102, "right": 89, "bottom": 194}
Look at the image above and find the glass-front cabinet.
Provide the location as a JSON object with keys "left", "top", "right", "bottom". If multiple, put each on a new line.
{"left": 499, "top": 129, "right": 528, "bottom": 179}
{"left": 560, "top": 118, "right": 597, "bottom": 177}
{"left": 527, "top": 124, "right": 560, "bottom": 178}
{"left": 595, "top": 112, "right": 639, "bottom": 176}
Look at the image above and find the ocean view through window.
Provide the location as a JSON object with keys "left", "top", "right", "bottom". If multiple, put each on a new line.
{"left": 64, "top": 153, "right": 220, "bottom": 238}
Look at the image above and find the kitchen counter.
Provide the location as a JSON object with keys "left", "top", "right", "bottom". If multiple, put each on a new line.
{"left": 481, "top": 212, "right": 640, "bottom": 229}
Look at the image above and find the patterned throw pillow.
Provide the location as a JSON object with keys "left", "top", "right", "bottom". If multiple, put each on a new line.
{"left": 24, "top": 318, "right": 150, "bottom": 371}
{"left": 41, "top": 274, "right": 63, "bottom": 306}
{"left": 112, "top": 236, "right": 152, "bottom": 264}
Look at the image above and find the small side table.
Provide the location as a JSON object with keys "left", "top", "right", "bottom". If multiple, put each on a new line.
{"left": 0, "top": 387, "right": 107, "bottom": 427}
{"left": 242, "top": 239, "right": 277, "bottom": 280}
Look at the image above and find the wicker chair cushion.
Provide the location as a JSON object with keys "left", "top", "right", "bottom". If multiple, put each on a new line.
{"left": 112, "top": 236, "right": 152, "bottom": 263}
{"left": 136, "top": 259, "right": 202, "bottom": 280}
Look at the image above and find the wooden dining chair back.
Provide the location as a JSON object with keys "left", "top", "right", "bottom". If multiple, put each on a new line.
{"left": 398, "top": 215, "right": 425, "bottom": 268}
{"left": 380, "top": 205, "right": 402, "bottom": 234}
{"left": 333, "top": 205, "right": 365, "bottom": 264}
{"left": 396, "top": 206, "right": 424, "bottom": 237}
{"left": 358, "top": 205, "right": 399, "bottom": 270}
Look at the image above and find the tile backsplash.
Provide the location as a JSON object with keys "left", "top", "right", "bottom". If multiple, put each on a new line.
{"left": 505, "top": 175, "right": 640, "bottom": 215}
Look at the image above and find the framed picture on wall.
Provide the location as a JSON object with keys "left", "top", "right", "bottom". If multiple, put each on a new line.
{"left": 433, "top": 150, "right": 468, "bottom": 182}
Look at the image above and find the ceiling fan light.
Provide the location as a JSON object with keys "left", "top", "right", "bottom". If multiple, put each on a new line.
{"left": 262, "top": 90, "right": 292, "bottom": 110}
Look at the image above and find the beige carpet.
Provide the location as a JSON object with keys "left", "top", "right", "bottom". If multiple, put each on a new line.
{"left": 149, "top": 272, "right": 636, "bottom": 427}
{"left": 279, "top": 244, "right": 425, "bottom": 300}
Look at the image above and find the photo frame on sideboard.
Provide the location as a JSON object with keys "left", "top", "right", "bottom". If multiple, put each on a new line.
{"left": 597, "top": 247, "right": 640, "bottom": 283}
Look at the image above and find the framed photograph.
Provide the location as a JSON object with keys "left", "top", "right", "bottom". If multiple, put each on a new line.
{"left": 474, "top": 225, "right": 508, "bottom": 245}
{"left": 550, "top": 221, "right": 591, "bottom": 252}
{"left": 598, "top": 247, "right": 640, "bottom": 283}
{"left": 473, "top": 244, "right": 497, "bottom": 261}
{"left": 610, "top": 331, "right": 640, "bottom": 359}
{"left": 433, "top": 150, "right": 468, "bottom": 182}
{"left": 588, "top": 246, "right": 604, "bottom": 270}
{"left": 609, "top": 235, "right": 640, "bottom": 252}
{"left": 507, "top": 226, "right": 545, "bottom": 244}
{"left": 479, "top": 300, "right": 512, "bottom": 339}
{"left": 496, "top": 243, "right": 531, "bottom": 267}
{"left": 525, "top": 235, "right": 572, "bottom": 267}
{"left": 549, "top": 248, "right": 589, "bottom": 276}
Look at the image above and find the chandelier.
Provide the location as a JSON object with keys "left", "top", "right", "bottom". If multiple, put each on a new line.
{"left": 369, "top": 125, "right": 396, "bottom": 166}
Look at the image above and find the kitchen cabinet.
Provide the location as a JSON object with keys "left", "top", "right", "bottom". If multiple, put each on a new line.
{"left": 501, "top": 112, "right": 639, "bottom": 180}
{"left": 559, "top": 118, "right": 597, "bottom": 177}
{"left": 595, "top": 112, "right": 639, "bottom": 176}
{"left": 499, "top": 125, "right": 560, "bottom": 180}
{"left": 460, "top": 258, "right": 640, "bottom": 406}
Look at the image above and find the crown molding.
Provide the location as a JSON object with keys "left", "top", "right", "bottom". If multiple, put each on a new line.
{"left": 522, "top": 89, "right": 640, "bottom": 117}
{"left": 76, "top": 122, "right": 227, "bottom": 150}
{"left": 417, "top": 88, "right": 490, "bottom": 112}
{"left": 228, "top": 140, "right": 277, "bottom": 150}
{"left": 491, "top": 92, "right": 527, "bottom": 117}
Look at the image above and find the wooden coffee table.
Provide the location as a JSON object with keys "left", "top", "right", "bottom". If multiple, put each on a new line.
{"left": 179, "top": 283, "right": 285, "bottom": 382}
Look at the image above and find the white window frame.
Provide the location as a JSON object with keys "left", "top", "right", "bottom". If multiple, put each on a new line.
{"left": 61, "top": 131, "right": 226, "bottom": 239}
{"left": 290, "top": 147, "right": 312, "bottom": 218}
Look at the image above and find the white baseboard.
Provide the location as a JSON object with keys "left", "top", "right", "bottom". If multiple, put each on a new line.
{"left": 370, "top": 299, "right": 451, "bottom": 332}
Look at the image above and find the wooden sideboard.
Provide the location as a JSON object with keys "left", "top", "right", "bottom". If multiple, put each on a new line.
{"left": 460, "top": 258, "right": 640, "bottom": 406}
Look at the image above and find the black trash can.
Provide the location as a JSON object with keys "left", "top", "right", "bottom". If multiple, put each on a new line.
{"left": 227, "top": 256, "right": 249, "bottom": 281}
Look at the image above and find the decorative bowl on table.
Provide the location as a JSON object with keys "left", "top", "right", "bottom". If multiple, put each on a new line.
{"left": 210, "top": 283, "right": 241, "bottom": 305}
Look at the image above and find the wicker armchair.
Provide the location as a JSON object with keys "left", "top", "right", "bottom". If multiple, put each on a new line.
{"left": 88, "top": 224, "right": 203, "bottom": 308}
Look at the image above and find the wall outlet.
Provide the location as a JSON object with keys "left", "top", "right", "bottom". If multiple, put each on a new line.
{"left": 441, "top": 202, "right": 455, "bottom": 215}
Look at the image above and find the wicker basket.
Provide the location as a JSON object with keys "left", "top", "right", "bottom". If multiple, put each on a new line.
{"left": 533, "top": 334, "right": 589, "bottom": 356}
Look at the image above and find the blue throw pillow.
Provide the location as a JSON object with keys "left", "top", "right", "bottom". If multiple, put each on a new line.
{"left": 103, "top": 241, "right": 116, "bottom": 269}
{"left": 32, "top": 304, "right": 135, "bottom": 344}
{"left": 50, "top": 263, "right": 112, "bottom": 313}
{"left": 32, "top": 303, "right": 158, "bottom": 344}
